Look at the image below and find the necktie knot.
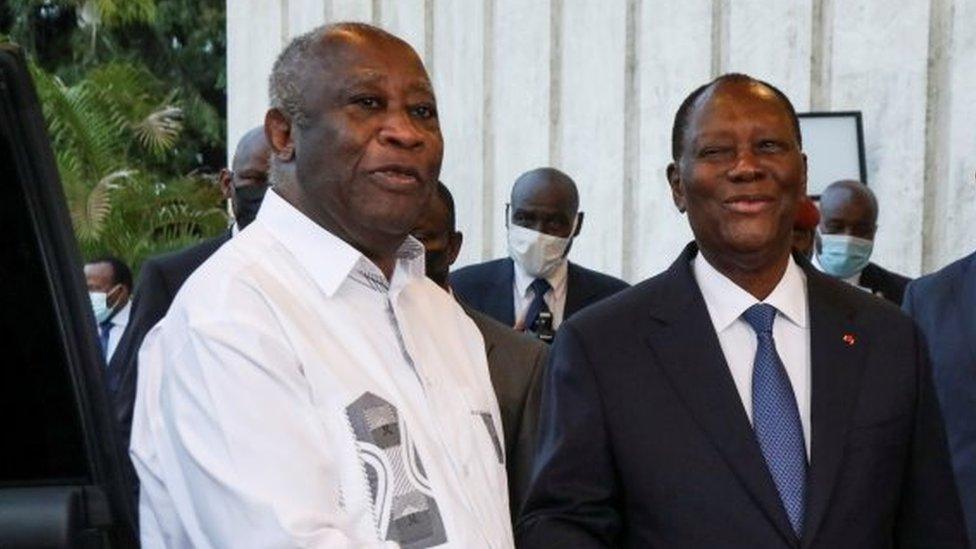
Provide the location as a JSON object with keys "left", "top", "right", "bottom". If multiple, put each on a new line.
{"left": 743, "top": 303, "right": 777, "bottom": 335}
{"left": 529, "top": 278, "right": 551, "bottom": 297}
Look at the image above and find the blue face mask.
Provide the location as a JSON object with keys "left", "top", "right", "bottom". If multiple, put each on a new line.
{"left": 89, "top": 285, "right": 120, "bottom": 324}
{"left": 818, "top": 233, "right": 874, "bottom": 279}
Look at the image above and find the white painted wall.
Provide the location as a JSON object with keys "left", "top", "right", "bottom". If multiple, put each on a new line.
{"left": 227, "top": 0, "right": 976, "bottom": 281}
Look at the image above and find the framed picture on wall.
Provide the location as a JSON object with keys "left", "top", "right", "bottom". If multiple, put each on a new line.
{"left": 797, "top": 111, "right": 867, "bottom": 198}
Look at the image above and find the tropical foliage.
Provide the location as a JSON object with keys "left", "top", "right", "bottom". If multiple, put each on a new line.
{"left": 1, "top": 0, "right": 227, "bottom": 274}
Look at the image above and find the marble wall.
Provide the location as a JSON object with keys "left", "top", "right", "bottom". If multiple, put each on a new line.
{"left": 227, "top": 0, "right": 976, "bottom": 281}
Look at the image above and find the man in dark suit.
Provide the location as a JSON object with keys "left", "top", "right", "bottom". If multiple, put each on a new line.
{"left": 518, "top": 73, "right": 967, "bottom": 548}
{"left": 903, "top": 249, "right": 976, "bottom": 543}
{"left": 413, "top": 181, "right": 547, "bottom": 523}
{"left": 451, "top": 167, "right": 628, "bottom": 342}
{"left": 109, "top": 126, "right": 271, "bottom": 460}
{"left": 813, "top": 179, "right": 911, "bottom": 305}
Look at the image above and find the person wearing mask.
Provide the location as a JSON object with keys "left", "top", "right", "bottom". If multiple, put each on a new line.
{"left": 813, "top": 179, "right": 910, "bottom": 305}
{"left": 84, "top": 255, "right": 133, "bottom": 363}
{"left": 130, "top": 23, "right": 513, "bottom": 547}
{"left": 412, "top": 180, "right": 548, "bottom": 523}
{"left": 791, "top": 195, "right": 819, "bottom": 260}
{"left": 451, "top": 168, "right": 628, "bottom": 343}
{"left": 107, "top": 126, "right": 272, "bottom": 488}
{"left": 517, "top": 73, "right": 966, "bottom": 548}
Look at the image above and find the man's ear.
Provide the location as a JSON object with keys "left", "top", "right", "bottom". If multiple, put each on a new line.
{"left": 667, "top": 162, "right": 687, "bottom": 213}
{"left": 447, "top": 231, "right": 463, "bottom": 267}
{"left": 218, "top": 168, "right": 232, "bottom": 199}
{"left": 573, "top": 212, "right": 584, "bottom": 237}
{"left": 265, "top": 108, "right": 295, "bottom": 161}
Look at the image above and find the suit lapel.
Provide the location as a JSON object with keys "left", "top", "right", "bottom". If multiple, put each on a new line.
{"left": 565, "top": 263, "right": 587, "bottom": 318}
{"left": 647, "top": 245, "right": 799, "bottom": 546}
{"left": 801, "top": 268, "right": 867, "bottom": 548}
{"left": 482, "top": 259, "right": 516, "bottom": 326}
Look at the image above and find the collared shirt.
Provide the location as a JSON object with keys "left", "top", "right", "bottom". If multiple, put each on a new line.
{"left": 513, "top": 260, "right": 569, "bottom": 329}
{"left": 692, "top": 254, "right": 812, "bottom": 458}
{"left": 131, "top": 190, "right": 513, "bottom": 548}
{"left": 104, "top": 301, "right": 130, "bottom": 362}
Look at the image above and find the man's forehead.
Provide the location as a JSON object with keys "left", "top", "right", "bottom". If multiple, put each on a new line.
{"left": 690, "top": 81, "right": 790, "bottom": 130}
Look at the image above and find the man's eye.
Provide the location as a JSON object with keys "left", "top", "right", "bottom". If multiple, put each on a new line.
{"left": 353, "top": 96, "right": 382, "bottom": 109}
{"left": 411, "top": 104, "right": 436, "bottom": 119}
{"left": 699, "top": 147, "right": 729, "bottom": 159}
{"left": 758, "top": 140, "right": 783, "bottom": 152}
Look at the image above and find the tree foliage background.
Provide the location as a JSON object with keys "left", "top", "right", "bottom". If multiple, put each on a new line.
{"left": 0, "top": 0, "right": 228, "bottom": 275}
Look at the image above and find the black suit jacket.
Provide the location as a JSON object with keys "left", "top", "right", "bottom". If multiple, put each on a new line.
{"left": 450, "top": 257, "right": 629, "bottom": 327}
{"left": 903, "top": 250, "right": 976, "bottom": 544}
{"left": 462, "top": 303, "right": 547, "bottom": 524}
{"left": 517, "top": 243, "right": 967, "bottom": 548}
{"left": 109, "top": 232, "right": 231, "bottom": 455}
{"left": 860, "top": 262, "right": 911, "bottom": 306}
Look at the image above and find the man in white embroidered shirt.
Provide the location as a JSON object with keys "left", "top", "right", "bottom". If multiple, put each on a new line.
{"left": 131, "top": 23, "right": 513, "bottom": 548}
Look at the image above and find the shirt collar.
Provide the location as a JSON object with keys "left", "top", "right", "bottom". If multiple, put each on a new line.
{"left": 513, "top": 258, "right": 569, "bottom": 298}
{"left": 692, "top": 252, "right": 808, "bottom": 332}
{"left": 256, "top": 190, "right": 425, "bottom": 297}
{"left": 111, "top": 301, "right": 131, "bottom": 327}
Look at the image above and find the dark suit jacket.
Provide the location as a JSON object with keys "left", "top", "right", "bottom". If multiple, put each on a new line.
{"left": 860, "top": 262, "right": 911, "bottom": 306}
{"left": 903, "top": 250, "right": 976, "bottom": 544}
{"left": 461, "top": 303, "right": 548, "bottom": 524}
{"left": 450, "top": 257, "right": 629, "bottom": 327}
{"left": 517, "top": 243, "right": 967, "bottom": 548}
{"left": 109, "top": 232, "right": 231, "bottom": 455}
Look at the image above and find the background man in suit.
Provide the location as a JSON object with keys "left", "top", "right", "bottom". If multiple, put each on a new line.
{"left": 813, "top": 179, "right": 911, "bottom": 305}
{"left": 451, "top": 167, "right": 628, "bottom": 343}
{"left": 412, "top": 180, "right": 548, "bottom": 523}
{"left": 109, "top": 126, "right": 271, "bottom": 479}
{"left": 84, "top": 255, "right": 133, "bottom": 363}
{"left": 904, "top": 247, "right": 976, "bottom": 543}
{"left": 518, "top": 73, "right": 967, "bottom": 548}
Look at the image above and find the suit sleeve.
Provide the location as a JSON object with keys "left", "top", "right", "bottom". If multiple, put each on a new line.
{"left": 509, "top": 344, "right": 548, "bottom": 518}
{"left": 894, "top": 326, "right": 969, "bottom": 547}
{"left": 111, "top": 259, "right": 173, "bottom": 459}
{"left": 516, "top": 323, "right": 619, "bottom": 548}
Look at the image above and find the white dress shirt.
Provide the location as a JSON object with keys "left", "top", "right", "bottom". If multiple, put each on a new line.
{"left": 104, "top": 300, "right": 130, "bottom": 362}
{"left": 513, "top": 259, "right": 569, "bottom": 329}
{"left": 692, "top": 254, "right": 812, "bottom": 458}
{"left": 131, "top": 190, "right": 513, "bottom": 548}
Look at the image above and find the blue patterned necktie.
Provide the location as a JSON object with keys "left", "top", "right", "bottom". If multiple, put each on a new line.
{"left": 99, "top": 320, "right": 112, "bottom": 360}
{"left": 523, "top": 278, "right": 552, "bottom": 331}
{"left": 742, "top": 303, "right": 807, "bottom": 537}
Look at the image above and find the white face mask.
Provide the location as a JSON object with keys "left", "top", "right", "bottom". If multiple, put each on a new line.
{"left": 89, "top": 284, "right": 120, "bottom": 324}
{"left": 507, "top": 215, "right": 578, "bottom": 279}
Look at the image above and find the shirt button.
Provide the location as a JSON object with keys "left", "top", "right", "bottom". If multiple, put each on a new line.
{"left": 462, "top": 465, "right": 470, "bottom": 477}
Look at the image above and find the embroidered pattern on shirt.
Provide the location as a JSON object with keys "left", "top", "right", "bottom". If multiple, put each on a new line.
{"left": 346, "top": 392, "right": 447, "bottom": 548}
{"left": 474, "top": 411, "right": 504, "bottom": 464}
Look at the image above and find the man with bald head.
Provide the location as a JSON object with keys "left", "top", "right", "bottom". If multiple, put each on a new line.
{"left": 813, "top": 179, "right": 911, "bottom": 305}
{"left": 518, "top": 73, "right": 966, "bottom": 547}
{"left": 131, "top": 23, "right": 513, "bottom": 547}
{"left": 108, "top": 125, "right": 272, "bottom": 467}
{"left": 452, "top": 167, "right": 628, "bottom": 343}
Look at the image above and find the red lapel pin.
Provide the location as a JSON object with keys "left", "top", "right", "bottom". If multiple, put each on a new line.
{"left": 842, "top": 334, "right": 856, "bottom": 346}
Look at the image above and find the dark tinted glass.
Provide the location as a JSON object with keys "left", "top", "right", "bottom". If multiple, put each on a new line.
{"left": 0, "top": 89, "right": 88, "bottom": 485}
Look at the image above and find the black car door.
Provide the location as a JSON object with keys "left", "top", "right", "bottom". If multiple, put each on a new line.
{"left": 0, "top": 44, "right": 138, "bottom": 547}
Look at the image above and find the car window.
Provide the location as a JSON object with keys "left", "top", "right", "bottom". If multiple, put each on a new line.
{"left": 0, "top": 75, "right": 89, "bottom": 486}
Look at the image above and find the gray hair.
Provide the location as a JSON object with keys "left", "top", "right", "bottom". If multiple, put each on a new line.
{"left": 268, "top": 22, "right": 405, "bottom": 129}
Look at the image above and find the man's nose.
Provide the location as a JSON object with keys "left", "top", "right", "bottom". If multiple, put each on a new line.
{"left": 378, "top": 110, "right": 425, "bottom": 149}
{"left": 727, "top": 149, "right": 764, "bottom": 182}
